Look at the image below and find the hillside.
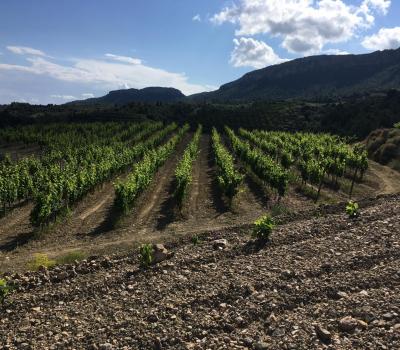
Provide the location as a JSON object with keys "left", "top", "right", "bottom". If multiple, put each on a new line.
{"left": 1, "top": 194, "right": 399, "bottom": 349}
{"left": 190, "top": 48, "right": 400, "bottom": 102}
{"left": 365, "top": 128, "right": 400, "bottom": 171}
{"left": 69, "top": 87, "right": 185, "bottom": 106}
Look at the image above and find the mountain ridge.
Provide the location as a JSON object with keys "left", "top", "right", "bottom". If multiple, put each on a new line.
{"left": 68, "top": 87, "right": 185, "bottom": 106}
{"left": 189, "top": 48, "right": 400, "bottom": 101}
{"left": 66, "top": 48, "right": 400, "bottom": 105}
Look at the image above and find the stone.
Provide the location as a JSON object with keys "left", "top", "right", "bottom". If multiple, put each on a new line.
{"left": 314, "top": 324, "right": 332, "bottom": 343}
{"left": 254, "top": 342, "right": 269, "bottom": 350}
{"left": 55, "top": 272, "right": 69, "bottom": 282}
{"left": 382, "top": 312, "right": 394, "bottom": 320}
{"left": 339, "top": 316, "right": 359, "bottom": 332}
{"left": 148, "top": 314, "right": 159, "bottom": 323}
{"left": 152, "top": 244, "right": 171, "bottom": 264}
{"left": 212, "top": 239, "right": 228, "bottom": 250}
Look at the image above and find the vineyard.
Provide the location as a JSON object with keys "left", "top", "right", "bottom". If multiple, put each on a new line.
{"left": 0, "top": 121, "right": 400, "bottom": 271}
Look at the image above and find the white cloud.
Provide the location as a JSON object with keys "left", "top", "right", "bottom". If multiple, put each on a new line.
{"left": 211, "top": 0, "right": 392, "bottom": 55}
{"left": 82, "top": 93, "right": 95, "bottom": 98}
{"left": 323, "top": 48, "right": 350, "bottom": 55}
{"left": 192, "top": 14, "right": 201, "bottom": 22}
{"left": 360, "top": 0, "right": 391, "bottom": 16}
{"left": 50, "top": 94, "right": 76, "bottom": 100}
{"left": 105, "top": 53, "right": 142, "bottom": 65}
{"left": 0, "top": 50, "right": 211, "bottom": 96}
{"left": 7, "top": 46, "right": 48, "bottom": 57}
{"left": 231, "top": 37, "right": 288, "bottom": 68}
{"left": 362, "top": 27, "right": 400, "bottom": 50}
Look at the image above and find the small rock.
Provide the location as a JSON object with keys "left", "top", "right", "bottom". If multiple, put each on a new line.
{"left": 339, "top": 316, "right": 359, "bottom": 332}
{"left": 314, "top": 324, "right": 332, "bottom": 343}
{"left": 152, "top": 244, "right": 172, "bottom": 264}
{"left": 99, "top": 343, "right": 113, "bottom": 350}
{"left": 393, "top": 324, "right": 400, "bottom": 332}
{"left": 382, "top": 312, "right": 394, "bottom": 320}
{"left": 55, "top": 271, "right": 69, "bottom": 282}
{"left": 336, "top": 291, "right": 348, "bottom": 299}
{"left": 357, "top": 320, "right": 368, "bottom": 329}
{"left": 254, "top": 342, "right": 269, "bottom": 350}
{"left": 242, "top": 337, "right": 253, "bottom": 347}
{"left": 148, "top": 314, "right": 159, "bottom": 323}
{"left": 212, "top": 239, "right": 228, "bottom": 250}
{"left": 223, "top": 323, "right": 235, "bottom": 332}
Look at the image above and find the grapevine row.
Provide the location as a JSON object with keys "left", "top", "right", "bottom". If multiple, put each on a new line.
{"left": 211, "top": 128, "right": 243, "bottom": 205}
{"left": 174, "top": 125, "right": 202, "bottom": 208}
{"left": 225, "top": 127, "right": 288, "bottom": 197}
{"left": 30, "top": 123, "right": 177, "bottom": 226}
{"left": 115, "top": 124, "right": 190, "bottom": 213}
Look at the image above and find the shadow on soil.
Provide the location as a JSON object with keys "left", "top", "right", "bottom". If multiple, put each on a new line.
{"left": 87, "top": 204, "right": 120, "bottom": 237}
{"left": 0, "top": 231, "right": 33, "bottom": 252}
{"left": 156, "top": 178, "right": 179, "bottom": 231}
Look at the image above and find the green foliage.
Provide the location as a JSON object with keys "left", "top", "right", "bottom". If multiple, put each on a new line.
{"left": 253, "top": 215, "right": 275, "bottom": 241}
{"left": 27, "top": 253, "right": 56, "bottom": 271}
{"left": 394, "top": 122, "right": 400, "bottom": 129}
{"left": 174, "top": 125, "right": 202, "bottom": 208}
{"left": 0, "top": 121, "right": 168, "bottom": 226}
{"left": 212, "top": 128, "right": 243, "bottom": 205}
{"left": 191, "top": 235, "right": 201, "bottom": 245}
{"left": 237, "top": 128, "right": 369, "bottom": 200}
{"left": 115, "top": 124, "right": 189, "bottom": 213}
{"left": 346, "top": 200, "right": 359, "bottom": 218}
{"left": 0, "top": 279, "right": 11, "bottom": 305}
{"left": 226, "top": 127, "right": 288, "bottom": 197}
{"left": 139, "top": 244, "right": 153, "bottom": 267}
{"left": 55, "top": 251, "right": 86, "bottom": 265}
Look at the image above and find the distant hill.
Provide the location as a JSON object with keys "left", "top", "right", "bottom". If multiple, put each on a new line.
{"left": 189, "top": 48, "right": 400, "bottom": 102}
{"left": 69, "top": 87, "right": 185, "bottom": 106}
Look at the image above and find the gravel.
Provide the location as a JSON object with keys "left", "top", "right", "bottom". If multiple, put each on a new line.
{"left": 1, "top": 194, "right": 400, "bottom": 349}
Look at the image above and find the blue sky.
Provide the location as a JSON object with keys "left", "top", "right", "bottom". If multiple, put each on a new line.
{"left": 0, "top": 0, "right": 399, "bottom": 104}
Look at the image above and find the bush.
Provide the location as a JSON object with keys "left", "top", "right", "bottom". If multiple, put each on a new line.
{"left": 27, "top": 253, "right": 56, "bottom": 271}
{"left": 191, "top": 235, "right": 201, "bottom": 245}
{"left": 253, "top": 215, "right": 275, "bottom": 241}
{"left": 394, "top": 122, "right": 400, "bottom": 129}
{"left": 346, "top": 200, "right": 359, "bottom": 218}
{"left": 0, "top": 279, "right": 11, "bottom": 305}
{"left": 139, "top": 244, "right": 153, "bottom": 267}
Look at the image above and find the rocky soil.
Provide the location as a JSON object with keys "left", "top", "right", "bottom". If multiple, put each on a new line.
{"left": 1, "top": 194, "right": 400, "bottom": 349}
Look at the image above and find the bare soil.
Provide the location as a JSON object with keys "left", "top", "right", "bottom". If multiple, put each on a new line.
{"left": 1, "top": 194, "right": 399, "bottom": 349}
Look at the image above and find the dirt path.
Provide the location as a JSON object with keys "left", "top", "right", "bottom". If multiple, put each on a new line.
{"left": 188, "top": 134, "right": 224, "bottom": 219}
{"left": 79, "top": 195, "right": 112, "bottom": 221}
{"left": 368, "top": 160, "right": 400, "bottom": 195}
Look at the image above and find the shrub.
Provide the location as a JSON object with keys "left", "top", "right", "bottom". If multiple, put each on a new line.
{"left": 253, "top": 215, "right": 275, "bottom": 241}
{"left": 0, "top": 279, "right": 11, "bottom": 305}
{"left": 139, "top": 244, "right": 153, "bottom": 267}
{"left": 191, "top": 235, "right": 201, "bottom": 245}
{"left": 346, "top": 200, "right": 359, "bottom": 218}
{"left": 27, "top": 253, "right": 56, "bottom": 271}
{"left": 394, "top": 122, "right": 400, "bottom": 129}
